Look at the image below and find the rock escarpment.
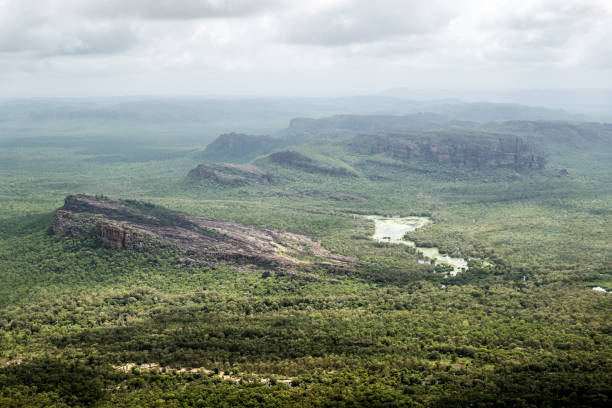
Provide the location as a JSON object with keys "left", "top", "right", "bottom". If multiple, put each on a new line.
{"left": 188, "top": 163, "right": 271, "bottom": 186}
{"left": 53, "top": 194, "right": 354, "bottom": 272}
{"left": 352, "top": 132, "right": 546, "bottom": 170}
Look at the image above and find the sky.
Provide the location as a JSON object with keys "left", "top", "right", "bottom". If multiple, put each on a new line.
{"left": 1, "top": 0, "right": 611, "bottom": 97}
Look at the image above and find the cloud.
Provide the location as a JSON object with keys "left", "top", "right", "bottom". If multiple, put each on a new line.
{"left": 0, "top": 0, "right": 611, "bottom": 96}
{"left": 0, "top": 22, "right": 137, "bottom": 57}
{"left": 276, "top": 0, "right": 612, "bottom": 69}
{"left": 471, "top": 0, "right": 612, "bottom": 67}
{"left": 0, "top": 0, "right": 294, "bottom": 57}
{"left": 0, "top": 1, "right": 138, "bottom": 57}
{"left": 69, "top": 0, "right": 288, "bottom": 20}
{"left": 281, "top": 0, "right": 458, "bottom": 46}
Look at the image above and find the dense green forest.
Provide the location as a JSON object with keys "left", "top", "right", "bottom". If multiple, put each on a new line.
{"left": 0, "top": 105, "right": 611, "bottom": 407}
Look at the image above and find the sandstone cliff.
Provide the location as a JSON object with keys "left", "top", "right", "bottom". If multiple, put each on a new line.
{"left": 352, "top": 132, "right": 546, "bottom": 170}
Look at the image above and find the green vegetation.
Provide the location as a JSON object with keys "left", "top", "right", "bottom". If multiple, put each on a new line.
{"left": 0, "top": 111, "right": 611, "bottom": 407}
{"left": 260, "top": 150, "right": 358, "bottom": 177}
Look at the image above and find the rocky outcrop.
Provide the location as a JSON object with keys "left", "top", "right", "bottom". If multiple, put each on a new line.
{"left": 188, "top": 163, "right": 271, "bottom": 186}
{"left": 265, "top": 150, "right": 357, "bottom": 177}
{"left": 352, "top": 132, "right": 546, "bottom": 170}
{"left": 52, "top": 194, "right": 355, "bottom": 272}
{"left": 366, "top": 137, "right": 416, "bottom": 160}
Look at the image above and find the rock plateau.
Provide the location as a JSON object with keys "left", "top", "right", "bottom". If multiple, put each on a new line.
{"left": 53, "top": 194, "right": 354, "bottom": 272}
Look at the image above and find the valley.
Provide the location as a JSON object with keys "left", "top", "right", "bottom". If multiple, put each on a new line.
{"left": 0, "top": 101, "right": 611, "bottom": 407}
{"left": 3, "top": 0, "right": 612, "bottom": 405}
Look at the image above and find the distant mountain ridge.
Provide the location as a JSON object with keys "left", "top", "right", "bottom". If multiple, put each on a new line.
{"left": 0, "top": 95, "right": 588, "bottom": 128}
{"left": 382, "top": 88, "right": 612, "bottom": 120}
{"left": 198, "top": 112, "right": 612, "bottom": 176}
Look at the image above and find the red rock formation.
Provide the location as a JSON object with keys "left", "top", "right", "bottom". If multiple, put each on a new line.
{"left": 94, "top": 224, "right": 126, "bottom": 249}
{"left": 53, "top": 194, "right": 356, "bottom": 273}
{"left": 353, "top": 132, "right": 546, "bottom": 170}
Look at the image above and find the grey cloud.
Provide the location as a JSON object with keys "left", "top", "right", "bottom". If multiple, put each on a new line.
{"left": 71, "top": 0, "right": 286, "bottom": 20}
{"left": 478, "top": 1, "right": 612, "bottom": 66}
{"left": 282, "top": 0, "right": 457, "bottom": 46}
{"left": 1, "top": 0, "right": 612, "bottom": 96}
{"left": 48, "top": 24, "right": 137, "bottom": 56}
{"left": 0, "top": 21, "right": 137, "bottom": 57}
{"left": 0, "top": 1, "right": 139, "bottom": 57}
{"left": 0, "top": 0, "right": 284, "bottom": 57}
{"left": 495, "top": 1, "right": 601, "bottom": 31}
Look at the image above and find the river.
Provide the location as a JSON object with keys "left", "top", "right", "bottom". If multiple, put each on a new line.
{"left": 365, "top": 215, "right": 468, "bottom": 276}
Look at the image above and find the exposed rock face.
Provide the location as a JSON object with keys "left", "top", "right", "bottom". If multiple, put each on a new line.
{"left": 367, "top": 137, "right": 416, "bottom": 160}
{"left": 188, "top": 163, "right": 271, "bottom": 186}
{"left": 265, "top": 150, "right": 357, "bottom": 177}
{"left": 53, "top": 194, "right": 354, "bottom": 272}
{"left": 352, "top": 132, "right": 546, "bottom": 170}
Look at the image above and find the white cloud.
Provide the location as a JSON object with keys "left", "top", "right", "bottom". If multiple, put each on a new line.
{"left": 281, "top": 0, "right": 458, "bottom": 46}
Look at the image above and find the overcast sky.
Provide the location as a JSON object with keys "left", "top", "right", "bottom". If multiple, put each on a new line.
{"left": 1, "top": 0, "right": 611, "bottom": 97}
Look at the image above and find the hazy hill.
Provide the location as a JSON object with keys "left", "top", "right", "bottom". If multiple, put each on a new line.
{"left": 0, "top": 96, "right": 586, "bottom": 142}
{"left": 198, "top": 133, "right": 285, "bottom": 163}
{"left": 381, "top": 88, "right": 610, "bottom": 121}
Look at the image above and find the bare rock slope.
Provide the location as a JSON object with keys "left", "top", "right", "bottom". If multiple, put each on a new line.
{"left": 53, "top": 194, "right": 354, "bottom": 272}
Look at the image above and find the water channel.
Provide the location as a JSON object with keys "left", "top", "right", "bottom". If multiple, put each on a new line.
{"left": 365, "top": 215, "right": 468, "bottom": 276}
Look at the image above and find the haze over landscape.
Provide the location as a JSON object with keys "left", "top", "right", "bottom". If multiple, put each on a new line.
{"left": 1, "top": 1, "right": 611, "bottom": 407}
